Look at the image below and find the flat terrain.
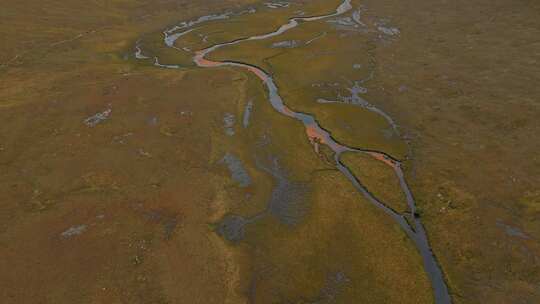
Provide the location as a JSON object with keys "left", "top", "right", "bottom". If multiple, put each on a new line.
{"left": 1, "top": 0, "right": 539, "bottom": 303}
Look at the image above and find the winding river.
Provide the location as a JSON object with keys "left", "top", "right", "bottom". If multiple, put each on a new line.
{"left": 153, "top": 0, "right": 452, "bottom": 303}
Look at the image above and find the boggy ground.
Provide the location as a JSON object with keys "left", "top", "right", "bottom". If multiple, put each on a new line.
{"left": 1, "top": 0, "right": 539, "bottom": 304}
{"left": 182, "top": 0, "right": 540, "bottom": 302}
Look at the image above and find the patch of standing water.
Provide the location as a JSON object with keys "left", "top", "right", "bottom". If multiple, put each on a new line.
{"left": 243, "top": 99, "right": 254, "bottom": 128}
{"left": 327, "top": 16, "right": 358, "bottom": 27}
{"left": 223, "top": 112, "right": 236, "bottom": 136}
{"left": 312, "top": 82, "right": 340, "bottom": 88}
{"left": 377, "top": 25, "right": 400, "bottom": 36}
{"left": 375, "top": 19, "right": 400, "bottom": 37}
{"left": 257, "top": 156, "right": 310, "bottom": 226}
{"left": 215, "top": 155, "right": 309, "bottom": 242}
{"left": 327, "top": 9, "right": 367, "bottom": 32}
{"left": 264, "top": 2, "right": 290, "bottom": 9}
{"left": 221, "top": 153, "right": 251, "bottom": 187}
{"left": 496, "top": 220, "right": 530, "bottom": 239}
{"left": 398, "top": 84, "right": 409, "bottom": 93}
{"left": 84, "top": 109, "right": 111, "bottom": 127}
{"left": 135, "top": 42, "right": 149, "bottom": 59}
{"left": 352, "top": 9, "right": 367, "bottom": 27}
{"left": 148, "top": 116, "right": 159, "bottom": 126}
{"left": 216, "top": 214, "right": 248, "bottom": 242}
{"left": 271, "top": 40, "right": 301, "bottom": 48}
{"left": 61, "top": 225, "right": 87, "bottom": 238}
{"left": 315, "top": 80, "right": 369, "bottom": 106}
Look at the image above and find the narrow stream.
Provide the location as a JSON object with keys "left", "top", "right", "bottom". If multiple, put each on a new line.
{"left": 158, "top": 1, "right": 452, "bottom": 303}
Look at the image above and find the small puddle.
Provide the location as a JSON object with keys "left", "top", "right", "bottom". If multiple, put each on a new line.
{"left": 223, "top": 112, "right": 236, "bottom": 136}
{"left": 242, "top": 99, "right": 254, "bottom": 128}
{"left": 61, "top": 225, "right": 87, "bottom": 238}
{"left": 271, "top": 40, "right": 301, "bottom": 48}
{"left": 220, "top": 153, "right": 251, "bottom": 187}
{"left": 84, "top": 109, "right": 111, "bottom": 127}
{"left": 264, "top": 2, "right": 290, "bottom": 9}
